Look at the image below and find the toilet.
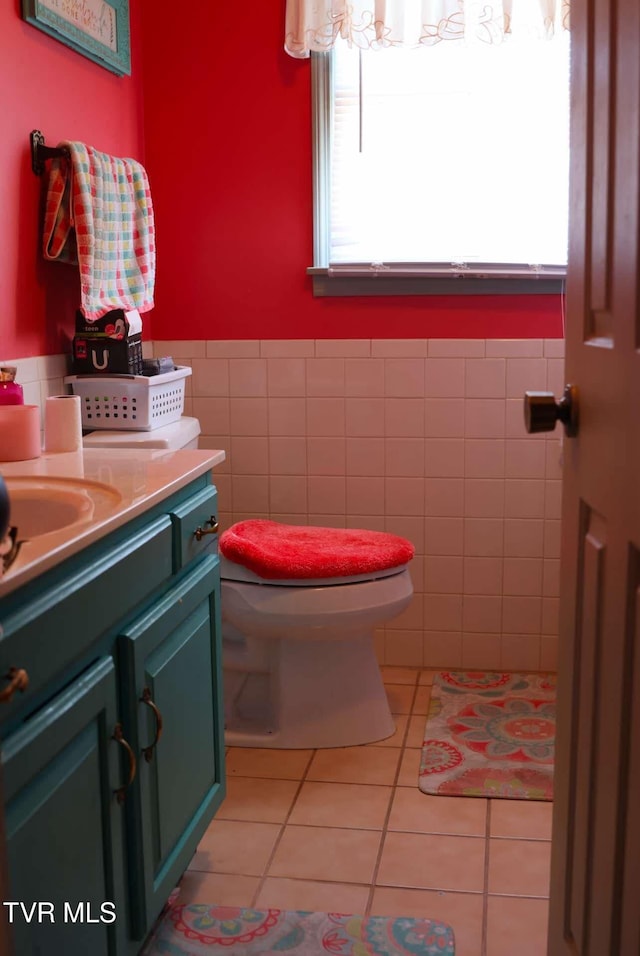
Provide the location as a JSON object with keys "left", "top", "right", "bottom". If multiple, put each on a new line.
{"left": 219, "top": 519, "right": 414, "bottom": 749}
{"left": 83, "top": 419, "right": 415, "bottom": 750}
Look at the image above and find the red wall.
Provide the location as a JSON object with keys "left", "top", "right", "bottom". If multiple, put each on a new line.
{"left": 140, "top": 2, "right": 563, "bottom": 341}
{"left": 0, "top": 0, "right": 144, "bottom": 359}
{"left": 0, "top": 1, "right": 563, "bottom": 362}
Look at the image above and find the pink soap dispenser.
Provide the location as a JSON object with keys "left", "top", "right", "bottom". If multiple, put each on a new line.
{"left": 0, "top": 367, "right": 24, "bottom": 406}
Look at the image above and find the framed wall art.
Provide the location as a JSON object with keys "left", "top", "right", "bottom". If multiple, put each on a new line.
{"left": 22, "top": 0, "right": 131, "bottom": 76}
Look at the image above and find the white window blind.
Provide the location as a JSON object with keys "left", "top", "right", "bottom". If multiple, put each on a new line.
{"left": 326, "top": 33, "right": 570, "bottom": 276}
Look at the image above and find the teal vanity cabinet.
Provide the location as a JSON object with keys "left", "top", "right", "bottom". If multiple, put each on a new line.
{"left": 0, "top": 473, "right": 225, "bottom": 956}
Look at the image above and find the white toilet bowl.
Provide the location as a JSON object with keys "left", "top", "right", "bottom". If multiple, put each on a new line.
{"left": 220, "top": 555, "right": 414, "bottom": 749}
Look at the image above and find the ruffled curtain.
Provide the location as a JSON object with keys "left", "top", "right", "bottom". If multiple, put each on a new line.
{"left": 285, "top": 0, "right": 570, "bottom": 57}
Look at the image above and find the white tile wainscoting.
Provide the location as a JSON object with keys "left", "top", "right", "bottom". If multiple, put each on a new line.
{"left": 2, "top": 339, "right": 563, "bottom": 671}
{"left": 152, "top": 338, "right": 565, "bottom": 673}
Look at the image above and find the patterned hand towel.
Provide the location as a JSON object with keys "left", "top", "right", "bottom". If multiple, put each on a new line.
{"left": 43, "top": 141, "right": 156, "bottom": 320}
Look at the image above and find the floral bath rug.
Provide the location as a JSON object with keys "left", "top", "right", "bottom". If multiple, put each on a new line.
{"left": 419, "top": 671, "right": 556, "bottom": 800}
{"left": 142, "top": 904, "right": 456, "bottom": 955}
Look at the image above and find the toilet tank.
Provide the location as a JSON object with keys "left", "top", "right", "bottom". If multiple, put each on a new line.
{"left": 82, "top": 416, "right": 201, "bottom": 450}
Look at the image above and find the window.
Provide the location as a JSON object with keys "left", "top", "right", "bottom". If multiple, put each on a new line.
{"left": 310, "top": 31, "right": 570, "bottom": 295}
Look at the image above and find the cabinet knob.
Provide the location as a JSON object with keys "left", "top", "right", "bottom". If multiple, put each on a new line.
{"left": 0, "top": 667, "right": 29, "bottom": 704}
{"left": 194, "top": 516, "right": 219, "bottom": 541}
{"left": 139, "top": 687, "right": 164, "bottom": 763}
{"left": 112, "top": 723, "right": 137, "bottom": 804}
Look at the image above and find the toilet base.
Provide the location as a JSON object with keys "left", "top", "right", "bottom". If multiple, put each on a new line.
{"left": 223, "top": 631, "right": 396, "bottom": 749}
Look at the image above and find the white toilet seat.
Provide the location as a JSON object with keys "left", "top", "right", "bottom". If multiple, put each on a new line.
{"left": 219, "top": 553, "right": 409, "bottom": 587}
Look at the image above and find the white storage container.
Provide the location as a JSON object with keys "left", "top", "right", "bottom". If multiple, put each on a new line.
{"left": 64, "top": 366, "right": 192, "bottom": 431}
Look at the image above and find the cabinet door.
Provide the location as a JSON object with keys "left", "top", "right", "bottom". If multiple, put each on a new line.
{"left": 119, "top": 555, "right": 225, "bottom": 939}
{"left": 2, "top": 657, "right": 129, "bottom": 956}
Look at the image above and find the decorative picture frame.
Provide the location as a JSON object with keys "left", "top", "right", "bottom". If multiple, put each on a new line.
{"left": 22, "top": 0, "right": 131, "bottom": 77}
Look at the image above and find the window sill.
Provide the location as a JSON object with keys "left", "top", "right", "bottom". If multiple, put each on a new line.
{"left": 308, "top": 267, "right": 566, "bottom": 297}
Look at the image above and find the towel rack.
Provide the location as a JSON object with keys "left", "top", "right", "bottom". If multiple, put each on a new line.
{"left": 30, "top": 130, "right": 70, "bottom": 176}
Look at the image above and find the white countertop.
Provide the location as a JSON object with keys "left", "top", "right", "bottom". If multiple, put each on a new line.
{"left": 0, "top": 447, "right": 226, "bottom": 597}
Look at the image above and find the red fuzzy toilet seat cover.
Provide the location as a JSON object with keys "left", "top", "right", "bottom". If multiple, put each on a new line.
{"left": 219, "top": 519, "right": 415, "bottom": 580}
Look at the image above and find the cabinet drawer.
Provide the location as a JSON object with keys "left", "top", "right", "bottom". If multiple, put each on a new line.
{"left": 0, "top": 517, "right": 173, "bottom": 722}
{"left": 169, "top": 484, "right": 218, "bottom": 570}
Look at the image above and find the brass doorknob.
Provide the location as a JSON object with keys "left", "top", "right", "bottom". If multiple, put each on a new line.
{"left": 524, "top": 384, "right": 578, "bottom": 437}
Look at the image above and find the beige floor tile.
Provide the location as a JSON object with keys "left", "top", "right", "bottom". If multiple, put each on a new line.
{"left": 406, "top": 714, "right": 427, "bottom": 748}
{"left": 308, "top": 746, "right": 401, "bottom": 786}
{"left": 269, "top": 825, "right": 382, "bottom": 884}
{"left": 289, "top": 781, "right": 393, "bottom": 829}
{"left": 377, "top": 831, "right": 485, "bottom": 892}
{"left": 385, "top": 684, "right": 415, "bottom": 713}
{"left": 396, "top": 748, "right": 422, "bottom": 787}
{"left": 256, "top": 877, "right": 370, "bottom": 913}
{"left": 217, "top": 777, "right": 300, "bottom": 824}
{"left": 488, "top": 838, "right": 552, "bottom": 897}
{"left": 487, "top": 895, "right": 550, "bottom": 956}
{"left": 388, "top": 789, "right": 487, "bottom": 837}
{"left": 370, "top": 887, "right": 483, "bottom": 956}
{"left": 419, "top": 670, "right": 437, "bottom": 685}
{"left": 366, "top": 713, "right": 409, "bottom": 748}
{"left": 225, "top": 748, "right": 313, "bottom": 780}
{"left": 381, "top": 666, "right": 420, "bottom": 685}
{"left": 178, "top": 871, "right": 259, "bottom": 907}
{"left": 490, "top": 799, "right": 553, "bottom": 840}
{"left": 190, "top": 819, "right": 282, "bottom": 876}
{"left": 412, "top": 686, "right": 432, "bottom": 715}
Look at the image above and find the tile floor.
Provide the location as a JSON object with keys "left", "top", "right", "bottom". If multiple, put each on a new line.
{"left": 179, "top": 667, "right": 552, "bottom": 956}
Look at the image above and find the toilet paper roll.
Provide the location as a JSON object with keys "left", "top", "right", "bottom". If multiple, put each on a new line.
{"left": 44, "top": 395, "right": 83, "bottom": 453}
{"left": 0, "top": 405, "right": 42, "bottom": 461}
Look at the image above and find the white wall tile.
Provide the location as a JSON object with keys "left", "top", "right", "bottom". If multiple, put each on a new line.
{"left": 260, "top": 341, "right": 315, "bottom": 357}
{"left": 464, "top": 400, "right": 505, "bottom": 438}
{"left": 206, "top": 340, "right": 259, "bottom": 358}
{"left": 425, "top": 478, "right": 464, "bottom": 517}
{"left": 267, "top": 358, "right": 306, "bottom": 397}
{"left": 270, "top": 437, "right": 308, "bottom": 474}
{"left": 229, "top": 359, "right": 267, "bottom": 397}
{"left": 428, "top": 340, "right": 485, "bottom": 358}
{"left": 308, "top": 437, "right": 346, "bottom": 475}
{"left": 346, "top": 438, "right": 385, "bottom": 476}
{"left": 424, "top": 399, "right": 465, "bottom": 438}
{"left": 465, "top": 359, "right": 506, "bottom": 398}
{"left": 425, "top": 359, "right": 465, "bottom": 397}
{"left": 345, "top": 358, "right": 385, "bottom": 397}
{"left": 315, "top": 340, "right": 371, "bottom": 357}
{"left": 425, "top": 439, "right": 465, "bottom": 478}
{"left": 424, "top": 556, "right": 463, "bottom": 594}
{"left": 306, "top": 358, "right": 345, "bottom": 396}
{"left": 180, "top": 338, "right": 565, "bottom": 669}
{"left": 372, "top": 339, "right": 429, "bottom": 357}
{"left": 505, "top": 358, "right": 547, "bottom": 398}
{"left": 384, "top": 359, "right": 426, "bottom": 397}
{"left": 485, "top": 340, "right": 544, "bottom": 358}
{"left": 306, "top": 398, "right": 345, "bottom": 437}
{"left": 386, "top": 398, "right": 425, "bottom": 437}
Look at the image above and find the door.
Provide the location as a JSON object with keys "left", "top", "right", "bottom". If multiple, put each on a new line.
{"left": 118, "top": 554, "right": 225, "bottom": 940}
{"left": 2, "top": 657, "right": 129, "bottom": 956}
{"left": 547, "top": 1, "right": 640, "bottom": 953}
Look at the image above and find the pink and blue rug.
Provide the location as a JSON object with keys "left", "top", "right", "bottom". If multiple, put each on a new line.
{"left": 142, "top": 904, "right": 455, "bottom": 955}
{"left": 419, "top": 671, "right": 556, "bottom": 800}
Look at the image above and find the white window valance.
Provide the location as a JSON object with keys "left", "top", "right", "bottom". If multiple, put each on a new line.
{"left": 285, "top": 0, "right": 570, "bottom": 58}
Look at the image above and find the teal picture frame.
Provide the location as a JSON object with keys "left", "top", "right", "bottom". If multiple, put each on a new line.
{"left": 22, "top": 0, "right": 131, "bottom": 76}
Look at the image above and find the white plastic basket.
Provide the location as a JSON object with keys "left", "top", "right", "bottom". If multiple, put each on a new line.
{"left": 64, "top": 366, "right": 192, "bottom": 431}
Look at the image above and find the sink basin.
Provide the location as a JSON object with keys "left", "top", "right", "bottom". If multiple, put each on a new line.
{"left": 5, "top": 477, "right": 123, "bottom": 539}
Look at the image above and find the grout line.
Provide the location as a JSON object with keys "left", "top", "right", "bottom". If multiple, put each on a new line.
{"left": 249, "top": 749, "right": 317, "bottom": 908}
{"left": 364, "top": 672, "right": 420, "bottom": 916}
{"left": 481, "top": 799, "right": 492, "bottom": 956}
